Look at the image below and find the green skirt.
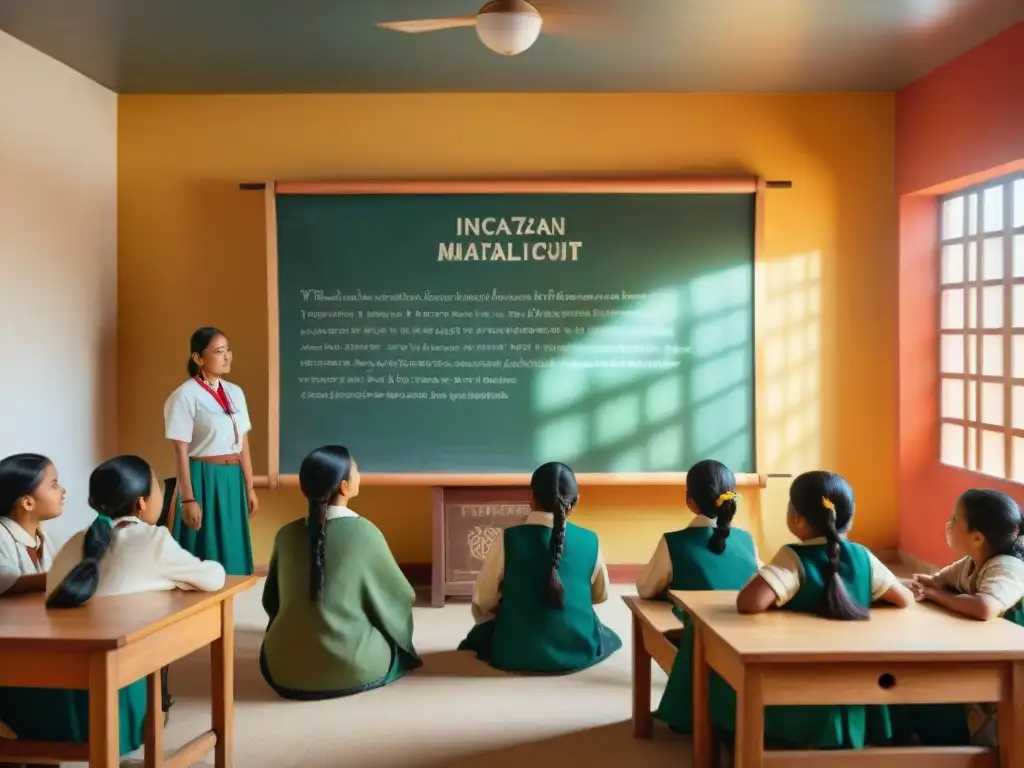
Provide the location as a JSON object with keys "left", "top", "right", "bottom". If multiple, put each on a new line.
{"left": 458, "top": 618, "right": 623, "bottom": 674}
{"left": 654, "top": 619, "right": 737, "bottom": 734}
{"left": 0, "top": 679, "right": 147, "bottom": 755}
{"left": 888, "top": 703, "right": 971, "bottom": 746}
{"left": 171, "top": 459, "right": 253, "bottom": 576}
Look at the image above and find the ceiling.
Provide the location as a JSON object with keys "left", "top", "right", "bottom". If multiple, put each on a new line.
{"left": 0, "top": 0, "right": 1021, "bottom": 93}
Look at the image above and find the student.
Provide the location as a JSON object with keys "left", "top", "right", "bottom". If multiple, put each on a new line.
{"left": 0, "top": 455, "right": 225, "bottom": 758}
{"left": 260, "top": 445, "right": 422, "bottom": 699}
{"left": 458, "top": 461, "right": 622, "bottom": 673}
{"left": 636, "top": 459, "right": 760, "bottom": 734}
{"left": 735, "top": 470, "right": 913, "bottom": 749}
{"left": 164, "top": 326, "right": 257, "bottom": 576}
{"left": 0, "top": 453, "right": 62, "bottom": 596}
{"left": 893, "top": 489, "right": 1024, "bottom": 748}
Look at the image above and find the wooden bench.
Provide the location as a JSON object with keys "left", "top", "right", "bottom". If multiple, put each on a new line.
{"left": 622, "top": 595, "right": 686, "bottom": 738}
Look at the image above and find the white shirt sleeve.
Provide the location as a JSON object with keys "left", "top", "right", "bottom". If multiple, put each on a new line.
{"left": 0, "top": 534, "right": 22, "bottom": 595}
{"left": 471, "top": 534, "right": 505, "bottom": 624}
{"left": 592, "top": 545, "right": 609, "bottom": 605}
{"left": 152, "top": 527, "right": 226, "bottom": 591}
{"left": 757, "top": 546, "right": 804, "bottom": 607}
{"left": 230, "top": 384, "right": 252, "bottom": 436}
{"left": 636, "top": 536, "right": 673, "bottom": 599}
{"left": 865, "top": 549, "right": 899, "bottom": 600}
{"left": 164, "top": 389, "right": 196, "bottom": 443}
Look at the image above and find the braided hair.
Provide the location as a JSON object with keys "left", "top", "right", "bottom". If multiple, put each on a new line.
{"left": 685, "top": 459, "right": 739, "bottom": 554}
{"left": 789, "top": 471, "right": 868, "bottom": 621}
{"left": 47, "top": 455, "right": 154, "bottom": 609}
{"left": 298, "top": 445, "right": 353, "bottom": 602}
{"left": 530, "top": 462, "right": 579, "bottom": 609}
{"left": 958, "top": 489, "right": 1024, "bottom": 563}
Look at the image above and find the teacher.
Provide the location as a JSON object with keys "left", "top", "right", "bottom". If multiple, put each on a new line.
{"left": 164, "top": 326, "right": 257, "bottom": 576}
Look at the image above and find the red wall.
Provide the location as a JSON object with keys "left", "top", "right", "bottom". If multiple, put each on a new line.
{"left": 897, "top": 22, "right": 1024, "bottom": 565}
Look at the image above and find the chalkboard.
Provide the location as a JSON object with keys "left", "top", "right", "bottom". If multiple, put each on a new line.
{"left": 274, "top": 189, "right": 755, "bottom": 476}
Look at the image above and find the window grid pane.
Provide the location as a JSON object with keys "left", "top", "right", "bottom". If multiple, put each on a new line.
{"left": 939, "top": 174, "right": 1024, "bottom": 481}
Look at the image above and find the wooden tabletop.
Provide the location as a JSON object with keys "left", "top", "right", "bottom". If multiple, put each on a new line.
{"left": 670, "top": 590, "right": 1024, "bottom": 663}
{"left": 0, "top": 575, "right": 258, "bottom": 651}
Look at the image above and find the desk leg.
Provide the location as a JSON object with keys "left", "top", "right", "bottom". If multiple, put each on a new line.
{"left": 733, "top": 666, "right": 764, "bottom": 768}
{"left": 89, "top": 651, "right": 119, "bottom": 768}
{"left": 691, "top": 626, "right": 715, "bottom": 767}
{"left": 631, "top": 614, "right": 653, "bottom": 738}
{"left": 999, "top": 661, "right": 1024, "bottom": 768}
{"left": 211, "top": 598, "right": 236, "bottom": 768}
{"left": 145, "top": 669, "right": 164, "bottom": 768}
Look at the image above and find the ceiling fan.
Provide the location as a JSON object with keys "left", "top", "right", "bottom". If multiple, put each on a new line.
{"left": 377, "top": 0, "right": 607, "bottom": 57}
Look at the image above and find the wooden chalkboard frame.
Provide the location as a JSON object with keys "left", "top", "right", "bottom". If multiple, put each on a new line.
{"left": 255, "top": 177, "right": 768, "bottom": 490}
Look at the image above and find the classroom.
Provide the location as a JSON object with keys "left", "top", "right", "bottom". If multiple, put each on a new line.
{"left": 1, "top": 1, "right": 1023, "bottom": 766}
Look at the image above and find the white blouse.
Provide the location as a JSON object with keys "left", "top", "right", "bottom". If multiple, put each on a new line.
{"left": 164, "top": 378, "right": 251, "bottom": 457}
{"left": 45, "top": 516, "right": 226, "bottom": 600}
{"left": 0, "top": 517, "right": 55, "bottom": 595}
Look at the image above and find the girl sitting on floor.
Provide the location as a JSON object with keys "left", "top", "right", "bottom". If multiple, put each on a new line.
{"left": 892, "top": 488, "right": 1024, "bottom": 748}
{"left": 0, "top": 454, "right": 225, "bottom": 759}
{"left": 636, "top": 458, "right": 761, "bottom": 734}
{"left": 458, "top": 461, "right": 622, "bottom": 673}
{"left": 260, "top": 445, "right": 421, "bottom": 699}
{"left": 735, "top": 470, "right": 913, "bottom": 750}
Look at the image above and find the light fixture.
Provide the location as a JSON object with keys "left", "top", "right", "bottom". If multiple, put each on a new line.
{"left": 475, "top": 0, "right": 544, "bottom": 56}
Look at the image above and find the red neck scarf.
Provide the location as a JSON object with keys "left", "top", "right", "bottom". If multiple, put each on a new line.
{"left": 194, "top": 376, "right": 240, "bottom": 449}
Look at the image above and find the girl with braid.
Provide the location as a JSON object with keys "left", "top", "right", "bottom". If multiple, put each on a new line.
{"left": 636, "top": 459, "right": 761, "bottom": 734}
{"left": 736, "top": 470, "right": 913, "bottom": 749}
{"left": 0, "top": 455, "right": 224, "bottom": 759}
{"left": 458, "top": 461, "right": 622, "bottom": 673}
{"left": 890, "top": 489, "right": 1024, "bottom": 748}
{"left": 260, "top": 445, "right": 421, "bottom": 699}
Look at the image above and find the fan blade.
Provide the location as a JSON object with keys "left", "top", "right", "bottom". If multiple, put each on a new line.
{"left": 376, "top": 17, "right": 477, "bottom": 34}
{"left": 528, "top": 0, "right": 626, "bottom": 38}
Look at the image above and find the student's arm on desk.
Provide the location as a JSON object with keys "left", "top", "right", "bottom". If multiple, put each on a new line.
{"left": 154, "top": 527, "right": 226, "bottom": 591}
{"left": 737, "top": 546, "right": 799, "bottom": 614}
{"left": 922, "top": 558, "right": 1024, "bottom": 620}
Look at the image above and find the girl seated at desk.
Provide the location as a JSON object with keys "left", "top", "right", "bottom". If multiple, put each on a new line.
{"left": 636, "top": 458, "right": 761, "bottom": 734}
{"left": 735, "top": 470, "right": 913, "bottom": 749}
{"left": 458, "top": 461, "right": 622, "bottom": 673}
{"left": 260, "top": 445, "right": 422, "bottom": 699}
{"left": 893, "top": 488, "right": 1024, "bottom": 748}
{"left": 0, "top": 453, "right": 62, "bottom": 596}
{"left": 0, "top": 455, "right": 226, "bottom": 758}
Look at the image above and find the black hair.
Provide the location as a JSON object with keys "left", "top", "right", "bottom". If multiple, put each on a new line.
{"left": 46, "top": 455, "right": 154, "bottom": 609}
{"left": 530, "top": 461, "right": 579, "bottom": 609}
{"left": 298, "top": 445, "right": 352, "bottom": 601}
{"left": 0, "top": 453, "right": 51, "bottom": 518}
{"left": 789, "top": 470, "right": 868, "bottom": 621}
{"left": 958, "top": 489, "right": 1024, "bottom": 563}
{"left": 187, "top": 326, "right": 226, "bottom": 378}
{"left": 686, "top": 459, "right": 739, "bottom": 555}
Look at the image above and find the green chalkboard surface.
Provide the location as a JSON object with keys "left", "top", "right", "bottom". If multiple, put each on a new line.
{"left": 275, "top": 191, "right": 755, "bottom": 475}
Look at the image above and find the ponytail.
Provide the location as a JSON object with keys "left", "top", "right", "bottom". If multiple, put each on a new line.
{"left": 308, "top": 498, "right": 328, "bottom": 601}
{"left": 547, "top": 493, "right": 570, "bottom": 609}
{"left": 820, "top": 497, "right": 868, "bottom": 621}
{"left": 707, "top": 491, "right": 737, "bottom": 555}
{"left": 187, "top": 357, "right": 200, "bottom": 377}
{"left": 46, "top": 517, "right": 114, "bottom": 609}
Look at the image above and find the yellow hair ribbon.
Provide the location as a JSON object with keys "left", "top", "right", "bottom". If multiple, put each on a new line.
{"left": 715, "top": 491, "right": 738, "bottom": 508}
{"left": 821, "top": 496, "right": 836, "bottom": 517}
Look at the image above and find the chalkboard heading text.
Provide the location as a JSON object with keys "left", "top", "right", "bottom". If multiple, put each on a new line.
{"left": 440, "top": 216, "right": 582, "bottom": 262}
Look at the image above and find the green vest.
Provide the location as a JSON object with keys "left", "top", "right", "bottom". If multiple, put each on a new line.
{"left": 763, "top": 541, "right": 888, "bottom": 749}
{"left": 655, "top": 526, "right": 759, "bottom": 733}
{"left": 487, "top": 522, "right": 622, "bottom": 673}
{"left": 260, "top": 516, "right": 421, "bottom": 695}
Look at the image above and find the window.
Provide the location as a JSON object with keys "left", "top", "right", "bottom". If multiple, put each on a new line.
{"left": 939, "top": 173, "right": 1024, "bottom": 480}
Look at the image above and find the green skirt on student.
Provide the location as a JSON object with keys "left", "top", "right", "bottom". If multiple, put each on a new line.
{"left": 0, "top": 679, "right": 147, "bottom": 755}
{"left": 654, "top": 617, "right": 737, "bottom": 733}
{"left": 171, "top": 459, "right": 253, "bottom": 576}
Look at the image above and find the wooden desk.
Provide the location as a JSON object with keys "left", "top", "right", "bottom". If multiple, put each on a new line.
{"left": 0, "top": 575, "right": 257, "bottom": 768}
{"left": 670, "top": 590, "right": 1024, "bottom": 768}
{"left": 621, "top": 596, "right": 685, "bottom": 738}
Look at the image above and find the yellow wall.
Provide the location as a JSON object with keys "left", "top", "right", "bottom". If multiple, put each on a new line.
{"left": 117, "top": 93, "right": 897, "bottom": 565}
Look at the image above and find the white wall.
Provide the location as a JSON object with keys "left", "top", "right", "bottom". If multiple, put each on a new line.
{"left": 0, "top": 30, "right": 118, "bottom": 543}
